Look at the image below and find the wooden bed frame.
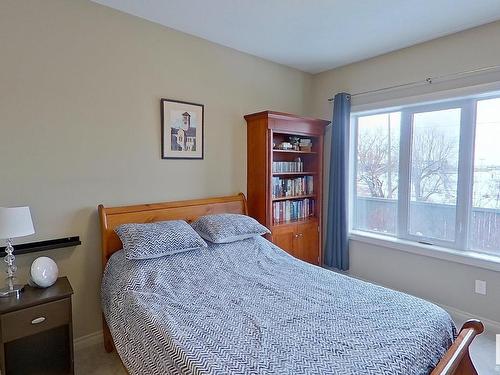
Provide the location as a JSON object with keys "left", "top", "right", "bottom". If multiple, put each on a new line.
{"left": 98, "top": 193, "right": 483, "bottom": 375}
{"left": 98, "top": 193, "right": 248, "bottom": 353}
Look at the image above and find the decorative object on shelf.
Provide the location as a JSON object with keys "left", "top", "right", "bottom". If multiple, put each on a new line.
{"left": 276, "top": 141, "right": 293, "bottom": 150}
{"left": 299, "top": 138, "right": 312, "bottom": 152}
{"left": 289, "top": 136, "right": 300, "bottom": 151}
{"left": 0, "top": 207, "right": 35, "bottom": 297}
{"left": 161, "top": 98, "right": 204, "bottom": 160}
{"left": 29, "top": 256, "right": 59, "bottom": 288}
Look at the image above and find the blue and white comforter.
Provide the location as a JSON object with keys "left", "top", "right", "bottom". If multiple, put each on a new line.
{"left": 102, "top": 236, "right": 456, "bottom": 374}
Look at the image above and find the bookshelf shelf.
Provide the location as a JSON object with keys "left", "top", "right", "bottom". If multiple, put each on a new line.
{"left": 273, "top": 149, "right": 317, "bottom": 154}
{"left": 273, "top": 216, "right": 318, "bottom": 227}
{"left": 245, "top": 110, "right": 329, "bottom": 266}
{"left": 272, "top": 172, "right": 316, "bottom": 176}
{"left": 272, "top": 194, "right": 315, "bottom": 202}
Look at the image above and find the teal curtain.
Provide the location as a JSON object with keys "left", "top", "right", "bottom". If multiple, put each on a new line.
{"left": 324, "top": 93, "right": 351, "bottom": 270}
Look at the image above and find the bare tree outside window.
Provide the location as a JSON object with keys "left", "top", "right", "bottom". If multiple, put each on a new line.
{"left": 357, "top": 120, "right": 458, "bottom": 204}
{"left": 355, "top": 112, "right": 400, "bottom": 234}
{"left": 357, "top": 113, "right": 400, "bottom": 199}
{"left": 353, "top": 98, "right": 499, "bottom": 254}
{"left": 410, "top": 128, "right": 458, "bottom": 203}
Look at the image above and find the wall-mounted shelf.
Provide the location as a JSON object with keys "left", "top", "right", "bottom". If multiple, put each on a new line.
{"left": 0, "top": 237, "right": 81, "bottom": 256}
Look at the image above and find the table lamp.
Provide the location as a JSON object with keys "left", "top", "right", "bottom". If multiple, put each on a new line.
{"left": 0, "top": 207, "right": 35, "bottom": 297}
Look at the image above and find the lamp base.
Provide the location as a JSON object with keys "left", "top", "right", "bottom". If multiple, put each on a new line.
{"left": 0, "top": 284, "right": 24, "bottom": 298}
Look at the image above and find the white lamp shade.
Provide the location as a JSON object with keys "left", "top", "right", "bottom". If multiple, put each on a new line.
{"left": 0, "top": 207, "right": 35, "bottom": 239}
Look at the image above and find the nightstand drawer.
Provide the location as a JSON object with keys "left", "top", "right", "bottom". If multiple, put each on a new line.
{"left": 1, "top": 298, "right": 70, "bottom": 343}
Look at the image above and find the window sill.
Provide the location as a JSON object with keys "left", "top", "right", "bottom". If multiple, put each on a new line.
{"left": 349, "top": 231, "right": 500, "bottom": 272}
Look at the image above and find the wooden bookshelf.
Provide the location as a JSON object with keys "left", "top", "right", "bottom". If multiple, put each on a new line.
{"left": 245, "top": 110, "right": 330, "bottom": 265}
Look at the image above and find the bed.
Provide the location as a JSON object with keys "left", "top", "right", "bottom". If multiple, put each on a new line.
{"left": 99, "top": 193, "right": 483, "bottom": 375}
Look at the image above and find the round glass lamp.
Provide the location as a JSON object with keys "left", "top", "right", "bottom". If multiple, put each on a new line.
{"left": 0, "top": 207, "right": 35, "bottom": 297}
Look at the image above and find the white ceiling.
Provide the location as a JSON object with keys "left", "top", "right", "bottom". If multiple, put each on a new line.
{"left": 91, "top": 0, "right": 500, "bottom": 74}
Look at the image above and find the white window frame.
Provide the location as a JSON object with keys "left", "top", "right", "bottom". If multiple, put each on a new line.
{"left": 350, "top": 93, "right": 499, "bottom": 259}
{"left": 398, "top": 100, "right": 472, "bottom": 249}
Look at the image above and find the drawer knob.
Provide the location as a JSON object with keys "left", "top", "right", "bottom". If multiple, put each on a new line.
{"left": 31, "top": 317, "right": 46, "bottom": 325}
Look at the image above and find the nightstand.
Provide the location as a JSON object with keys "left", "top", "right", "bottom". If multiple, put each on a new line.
{"left": 0, "top": 277, "right": 74, "bottom": 375}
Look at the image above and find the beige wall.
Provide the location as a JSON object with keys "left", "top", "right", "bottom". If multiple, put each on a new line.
{"left": 309, "top": 21, "right": 500, "bottom": 327}
{"left": 0, "top": 0, "right": 311, "bottom": 338}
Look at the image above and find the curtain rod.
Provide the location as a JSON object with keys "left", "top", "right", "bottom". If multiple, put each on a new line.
{"left": 327, "top": 65, "right": 500, "bottom": 101}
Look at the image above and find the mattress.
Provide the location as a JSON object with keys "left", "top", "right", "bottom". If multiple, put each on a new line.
{"left": 102, "top": 236, "right": 456, "bottom": 374}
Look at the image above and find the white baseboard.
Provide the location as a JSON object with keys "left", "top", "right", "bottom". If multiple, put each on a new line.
{"left": 440, "top": 303, "right": 500, "bottom": 335}
{"left": 74, "top": 330, "right": 103, "bottom": 351}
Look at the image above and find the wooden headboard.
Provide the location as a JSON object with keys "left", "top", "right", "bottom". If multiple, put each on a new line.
{"left": 98, "top": 193, "right": 247, "bottom": 269}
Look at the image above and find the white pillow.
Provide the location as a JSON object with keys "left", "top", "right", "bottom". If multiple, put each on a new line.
{"left": 115, "top": 220, "right": 207, "bottom": 260}
{"left": 191, "top": 214, "right": 270, "bottom": 243}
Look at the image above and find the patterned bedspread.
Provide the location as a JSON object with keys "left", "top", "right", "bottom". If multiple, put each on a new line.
{"left": 102, "top": 237, "right": 456, "bottom": 375}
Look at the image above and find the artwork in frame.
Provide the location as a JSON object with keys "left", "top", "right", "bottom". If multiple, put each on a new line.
{"left": 161, "top": 98, "right": 204, "bottom": 159}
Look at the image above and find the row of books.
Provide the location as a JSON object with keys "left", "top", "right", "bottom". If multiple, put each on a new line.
{"left": 273, "top": 199, "right": 314, "bottom": 223}
{"left": 272, "top": 176, "right": 313, "bottom": 198}
{"left": 272, "top": 160, "right": 304, "bottom": 173}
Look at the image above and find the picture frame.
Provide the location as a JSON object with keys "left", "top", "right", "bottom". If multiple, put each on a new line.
{"left": 161, "top": 98, "right": 204, "bottom": 159}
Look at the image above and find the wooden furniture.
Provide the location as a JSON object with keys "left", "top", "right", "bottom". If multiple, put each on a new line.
{"left": 0, "top": 277, "right": 74, "bottom": 374}
{"left": 245, "top": 111, "right": 329, "bottom": 265}
{"left": 98, "top": 192, "right": 482, "bottom": 375}
{"left": 98, "top": 193, "right": 247, "bottom": 353}
{"left": 431, "top": 320, "right": 484, "bottom": 375}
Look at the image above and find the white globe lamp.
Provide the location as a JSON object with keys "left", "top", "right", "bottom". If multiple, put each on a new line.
{"left": 30, "top": 257, "right": 58, "bottom": 288}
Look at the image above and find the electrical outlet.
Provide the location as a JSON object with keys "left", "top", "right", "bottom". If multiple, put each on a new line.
{"left": 474, "top": 280, "right": 487, "bottom": 295}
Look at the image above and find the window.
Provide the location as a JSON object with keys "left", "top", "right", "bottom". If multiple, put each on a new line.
{"left": 471, "top": 98, "right": 500, "bottom": 253}
{"left": 352, "top": 93, "right": 500, "bottom": 256}
{"left": 408, "top": 108, "right": 461, "bottom": 242}
{"left": 354, "top": 112, "right": 400, "bottom": 234}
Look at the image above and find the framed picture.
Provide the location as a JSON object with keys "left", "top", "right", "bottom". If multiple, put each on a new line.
{"left": 161, "top": 98, "right": 204, "bottom": 159}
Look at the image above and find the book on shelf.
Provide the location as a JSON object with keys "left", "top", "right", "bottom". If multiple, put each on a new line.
{"left": 273, "top": 198, "right": 314, "bottom": 223}
{"left": 272, "top": 176, "right": 313, "bottom": 198}
{"left": 272, "top": 159, "right": 303, "bottom": 173}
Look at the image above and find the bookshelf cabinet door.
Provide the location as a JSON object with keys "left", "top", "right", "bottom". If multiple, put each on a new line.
{"left": 272, "top": 225, "right": 296, "bottom": 256}
{"left": 295, "top": 222, "right": 319, "bottom": 265}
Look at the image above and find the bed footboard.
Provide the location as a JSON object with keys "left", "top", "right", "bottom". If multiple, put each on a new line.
{"left": 431, "top": 319, "right": 484, "bottom": 375}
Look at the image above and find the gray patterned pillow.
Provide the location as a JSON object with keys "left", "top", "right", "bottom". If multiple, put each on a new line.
{"left": 191, "top": 214, "right": 270, "bottom": 243}
{"left": 115, "top": 220, "right": 207, "bottom": 260}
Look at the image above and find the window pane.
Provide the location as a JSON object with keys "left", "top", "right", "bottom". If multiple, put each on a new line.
{"left": 408, "top": 108, "right": 461, "bottom": 242}
{"left": 354, "top": 112, "right": 400, "bottom": 234}
{"left": 471, "top": 98, "right": 500, "bottom": 253}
